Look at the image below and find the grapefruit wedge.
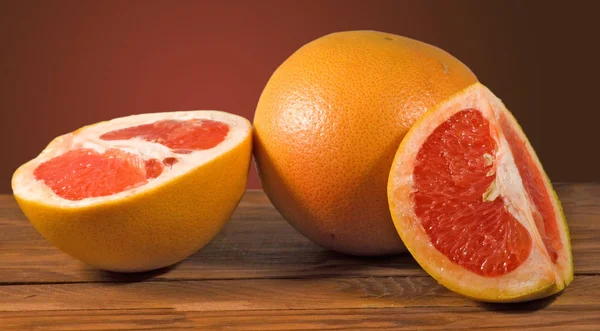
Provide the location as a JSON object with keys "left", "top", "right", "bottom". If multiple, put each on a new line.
{"left": 387, "top": 83, "right": 573, "bottom": 302}
{"left": 12, "top": 111, "right": 252, "bottom": 272}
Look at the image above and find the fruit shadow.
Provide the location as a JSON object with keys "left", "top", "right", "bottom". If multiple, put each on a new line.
{"left": 477, "top": 294, "right": 557, "bottom": 313}
{"left": 244, "top": 135, "right": 417, "bottom": 277}
{"left": 185, "top": 238, "right": 421, "bottom": 279}
{"left": 87, "top": 263, "right": 179, "bottom": 283}
{"left": 310, "top": 250, "right": 422, "bottom": 278}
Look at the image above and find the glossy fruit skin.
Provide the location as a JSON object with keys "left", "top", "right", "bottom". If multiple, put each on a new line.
{"left": 253, "top": 30, "right": 477, "bottom": 255}
{"left": 13, "top": 123, "right": 252, "bottom": 272}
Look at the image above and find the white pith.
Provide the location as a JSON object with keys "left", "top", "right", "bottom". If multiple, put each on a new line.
{"left": 12, "top": 110, "right": 251, "bottom": 208}
{"left": 388, "top": 83, "right": 572, "bottom": 299}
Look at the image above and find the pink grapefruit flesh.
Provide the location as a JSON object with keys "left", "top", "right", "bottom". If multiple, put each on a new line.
{"left": 34, "top": 149, "right": 151, "bottom": 201}
{"left": 34, "top": 119, "right": 230, "bottom": 201}
{"left": 500, "top": 113, "right": 561, "bottom": 262}
{"left": 100, "top": 119, "right": 230, "bottom": 152}
{"left": 413, "top": 109, "right": 532, "bottom": 277}
{"left": 388, "top": 82, "right": 572, "bottom": 302}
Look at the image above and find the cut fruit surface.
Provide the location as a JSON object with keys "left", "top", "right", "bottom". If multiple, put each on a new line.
{"left": 388, "top": 83, "right": 573, "bottom": 302}
{"left": 32, "top": 118, "right": 231, "bottom": 201}
{"left": 412, "top": 109, "right": 532, "bottom": 277}
{"left": 99, "top": 119, "right": 230, "bottom": 151}
{"left": 34, "top": 148, "right": 154, "bottom": 201}
{"left": 12, "top": 111, "right": 252, "bottom": 272}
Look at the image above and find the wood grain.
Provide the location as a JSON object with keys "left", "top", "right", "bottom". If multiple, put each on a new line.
{"left": 3, "top": 306, "right": 600, "bottom": 331}
{"left": 0, "top": 276, "right": 598, "bottom": 312}
{"left": 0, "top": 183, "right": 598, "bottom": 285}
{"left": 190, "top": 306, "right": 600, "bottom": 331}
{"left": 2, "top": 309, "right": 194, "bottom": 331}
{"left": 0, "top": 184, "right": 598, "bottom": 330}
{"left": 0, "top": 191, "right": 424, "bottom": 284}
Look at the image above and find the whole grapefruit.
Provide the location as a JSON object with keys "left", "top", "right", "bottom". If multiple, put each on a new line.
{"left": 253, "top": 30, "right": 477, "bottom": 255}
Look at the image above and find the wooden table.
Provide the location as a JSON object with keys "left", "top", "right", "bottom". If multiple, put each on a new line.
{"left": 1, "top": 183, "right": 598, "bottom": 330}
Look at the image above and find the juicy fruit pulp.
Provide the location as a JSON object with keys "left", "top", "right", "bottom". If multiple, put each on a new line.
{"left": 34, "top": 149, "right": 155, "bottom": 201}
{"left": 413, "top": 110, "right": 532, "bottom": 276}
{"left": 100, "top": 119, "right": 229, "bottom": 152}
{"left": 33, "top": 119, "right": 229, "bottom": 201}
{"left": 413, "top": 109, "right": 561, "bottom": 277}
{"left": 388, "top": 83, "right": 572, "bottom": 302}
{"left": 500, "top": 114, "right": 561, "bottom": 263}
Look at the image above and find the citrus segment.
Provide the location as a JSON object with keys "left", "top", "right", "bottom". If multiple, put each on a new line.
{"left": 100, "top": 119, "right": 230, "bottom": 151}
{"left": 388, "top": 83, "right": 573, "bottom": 302}
{"left": 33, "top": 119, "right": 231, "bottom": 201}
{"left": 500, "top": 113, "right": 561, "bottom": 262}
{"left": 144, "top": 159, "right": 166, "bottom": 180}
{"left": 34, "top": 149, "right": 151, "bottom": 201}
{"left": 413, "top": 109, "right": 532, "bottom": 277}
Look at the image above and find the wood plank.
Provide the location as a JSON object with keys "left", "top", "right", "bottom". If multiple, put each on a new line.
{"left": 555, "top": 183, "right": 600, "bottom": 275}
{"left": 2, "top": 305, "right": 600, "bottom": 331}
{"left": 0, "top": 183, "right": 598, "bottom": 284}
{"left": 189, "top": 306, "right": 600, "bottom": 331}
{"left": 0, "top": 191, "right": 422, "bottom": 284}
{"left": 0, "top": 276, "right": 597, "bottom": 312}
{"left": 2, "top": 309, "right": 194, "bottom": 331}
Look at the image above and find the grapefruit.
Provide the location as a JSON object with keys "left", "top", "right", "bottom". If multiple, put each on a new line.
{"left": 387, "top": 83, "right": 573, "bottom": 302}
{"left": 253, "top": 30, "right": 477, "bottom": 255}
{"left": 12, "top": 111, "right": 252, "bottom": 272}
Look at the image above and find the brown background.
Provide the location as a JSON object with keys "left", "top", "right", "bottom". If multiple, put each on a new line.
{"left": 1, "top": 0, "right": 598, "bottom": 193}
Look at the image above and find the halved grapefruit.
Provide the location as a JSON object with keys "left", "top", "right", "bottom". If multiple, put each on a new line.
{"left": 387, "top": 83, "right": 573, "bottom": 302}
{"left": 12, "top": 111, "right": 252, "bottom": 272}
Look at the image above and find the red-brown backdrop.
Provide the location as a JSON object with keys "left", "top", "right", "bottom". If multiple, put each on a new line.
{"left": 1, "top": 0, "right": 598, "bottom": 193}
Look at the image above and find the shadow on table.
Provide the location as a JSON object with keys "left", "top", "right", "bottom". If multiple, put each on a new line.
{"left": 187, "top": 242, "right": 422, "bottom": 277}
{"left": 478, "top": 294, "right": 558, "bottom": 313}
{"left": 87, "top": 263, "right": 180, "bottom": 283}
